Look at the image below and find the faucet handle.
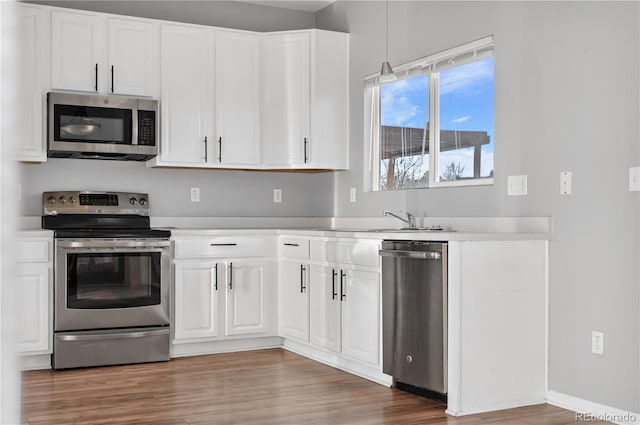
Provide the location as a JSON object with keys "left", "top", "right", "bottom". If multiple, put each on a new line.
{"left": 406, "top": 212, "right": 417, "bottom": 228}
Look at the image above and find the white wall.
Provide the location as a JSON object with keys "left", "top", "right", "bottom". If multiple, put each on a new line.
{"left": 317, "top": 0, "right": 639, "bottom": 413}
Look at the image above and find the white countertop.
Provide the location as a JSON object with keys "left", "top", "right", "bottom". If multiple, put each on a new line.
{"left": 19, "top": 216, "right": 552, "bottom": 241}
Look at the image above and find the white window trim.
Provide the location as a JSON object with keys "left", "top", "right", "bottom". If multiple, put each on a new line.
{"left": 364, "top": 36, "right": 494, "bottom": 192}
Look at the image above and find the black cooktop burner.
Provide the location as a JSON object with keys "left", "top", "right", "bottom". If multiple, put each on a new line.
{"left": 53, "top": 228, "right": 171, "bottom": 239}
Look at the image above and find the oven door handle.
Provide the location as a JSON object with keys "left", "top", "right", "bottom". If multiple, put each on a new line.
{"left": 56, "top": 329, "right": 168, "bottom": 342}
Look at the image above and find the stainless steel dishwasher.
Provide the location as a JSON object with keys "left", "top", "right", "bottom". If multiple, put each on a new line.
{"left": 380, "top": 240, "right": 448, "bottom": 402}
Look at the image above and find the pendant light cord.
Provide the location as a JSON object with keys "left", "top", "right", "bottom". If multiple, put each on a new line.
{"left": 386, "top": 0, "right": 389, "bottom": 61}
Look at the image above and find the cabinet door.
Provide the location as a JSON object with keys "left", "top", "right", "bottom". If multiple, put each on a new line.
{"left": 159, "top": 24, "right": 210, "bottom": 164}
{"left": 261, "top": 32, "right": 310, "bottom": 165}
{"left": 278, "top": 261, "right": 309, "bottom": 341}
{"left": 341, "top": 269, "right": 380, "bottom": 365}
{"left": 108, "top": 18, "right": 157, "bottom": 97}
{"left": 225, "top": 260, "right": 266, "bottom": 336}
{"left": 12, "top": 4, "right": 49, "bottom": 162}
{"left": 215, "top": 31, "right": 260, "bottom": 165}
{"left": 174, "top": 261, "right": 220, "bottom": 341}
{"left": 51, "top": 10, "right": 104, "bottom": 92}
{"left": 309, "top": 265, "right": 341, "bottom": 352}
{"left": 15, "top": 264, "right": 51, "bottom": 353}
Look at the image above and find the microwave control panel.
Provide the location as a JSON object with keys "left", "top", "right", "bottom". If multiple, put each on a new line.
{"left": 137, "top": 110, "right": 156, "bottom": 146}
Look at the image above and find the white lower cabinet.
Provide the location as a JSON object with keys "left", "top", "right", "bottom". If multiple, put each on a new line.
{"left": 309, "top": 265, "right": 380, "bottom": 365}
{"left": 225, "top": 260, "right": 267, "bottom": 336}
{"left": 174, "top": 261, "right": 219, "bottom": 340}
{"left": 340, "top": 269, "right": 380, "bottom": 365}
{"left": 15, "top": 264, "right": 51, "bottom": 353}
{"left": 278, "top": 260, "right": 309, "bottom": 341}
{"left": 172, "top": 237, "right": 274, "bottom": 345}
{"left": 309, "top": 265, "right": 340, "bottom": 352}
{"left": 16, "top": 233, "right": 53, "bottom": 364}
{"left": 278, "top": 237, "right": 384, "bottom": 382}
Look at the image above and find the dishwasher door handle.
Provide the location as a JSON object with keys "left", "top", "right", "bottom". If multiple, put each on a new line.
{"left": 379, "top": 249, "right": 442, "bottom": 260}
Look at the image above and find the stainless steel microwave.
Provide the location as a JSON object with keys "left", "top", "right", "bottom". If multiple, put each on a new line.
{"left": 47, "top": 92, "right": 158, "bottom": 161}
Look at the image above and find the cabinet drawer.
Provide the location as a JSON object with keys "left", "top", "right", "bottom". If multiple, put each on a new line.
{"left": 310, "top": 240, "right": 380, "bottom": 268}
{"left": 279, "top": 238, "right": 309, "bottom": 260}
{"left": 174, "top": 238, "right": 267, "bottom": 259}
{"left": 16, "top": 239, "right": 50, "bottom": 263}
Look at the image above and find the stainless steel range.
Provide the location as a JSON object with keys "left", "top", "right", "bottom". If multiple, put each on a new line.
{"left": 42, "top": 191, "right": 171, "bottom": 369}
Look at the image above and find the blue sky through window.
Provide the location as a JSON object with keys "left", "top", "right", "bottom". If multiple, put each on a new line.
{"left": 380, "top": 56, "right": 494, "bottom": 183}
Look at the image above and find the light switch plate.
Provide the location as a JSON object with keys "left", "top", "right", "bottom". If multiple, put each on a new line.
{"left": 507, "top": 175, "right": 527, "bottom": 196}
{"left": 560, "top": 171, "right": 572, "bottom": 195}
{"left": 629, "top": 167, "right": 640, "bottom": 191}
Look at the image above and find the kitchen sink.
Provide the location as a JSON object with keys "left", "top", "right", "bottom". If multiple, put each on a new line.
{"left": 313, "top": 227, "right": 454, "bottom": 233}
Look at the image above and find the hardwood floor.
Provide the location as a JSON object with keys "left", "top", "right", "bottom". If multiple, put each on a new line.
{"left": 21, "top": 349, "right": 598, "bottom": 424}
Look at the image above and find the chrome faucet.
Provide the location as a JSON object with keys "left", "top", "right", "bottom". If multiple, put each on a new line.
{"left": 383, "top": 210, "right": 417, "bottom": 229}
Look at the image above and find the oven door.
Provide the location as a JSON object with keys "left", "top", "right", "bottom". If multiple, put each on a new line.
{"left": 54, "top": 238, "right": 170, "bottom": 331}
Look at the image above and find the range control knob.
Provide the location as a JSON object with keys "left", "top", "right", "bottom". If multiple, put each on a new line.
{"left": 139, "top": 198, "right": 147, "bottom": 206}
{"left": 47, "top": 196, "right": 56, "bottom": 205}
{"left": 129, "top": 197, "right": 137, "bottom": 205}
{"left": 58, "top": 196, "right": 66, "bottom": 204}
{"left": 68, "top": 197, "right": 75, "bottom": 204}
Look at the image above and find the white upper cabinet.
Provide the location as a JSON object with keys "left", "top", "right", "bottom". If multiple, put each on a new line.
{"left": 158, "top": 23, "right": 211, "bottom": 165}
{"left": 262, "top": 30, "right": 349, "bottom": 170}
{"left": 11, "top": 4, "right": 50, "bottom": 162}
{"left": 215, "top": 30, "right": 261, "bottom": 166}
{"left": 51, "top": 10, "right": 157, "bottom": 96}
{"left": 261, "top": 32, "right": 310, "bottom": 166}
{"left": 107, "top": 18, "right": 157, "bottom": 96}
{"left": 51, "top": 10, "right": 104, "bottom": 93}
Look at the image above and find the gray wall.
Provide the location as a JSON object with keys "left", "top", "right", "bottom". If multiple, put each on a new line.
{"left": 19, "top": 160, "right": 335, "bottom": 217}
{"left": 17, "top": 0, "right": 335, "bottom": 218}
{"left": 317, "top": 0, "right": 639, "bottom": 413}
{"left": 23, "top": 0, "right": 315, "bottom": 31}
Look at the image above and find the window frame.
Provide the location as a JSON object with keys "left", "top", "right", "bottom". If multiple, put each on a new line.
{"left": 365, "top": 36, "right": 495, "bottom": 192}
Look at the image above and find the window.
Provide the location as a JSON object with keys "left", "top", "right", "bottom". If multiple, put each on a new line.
{"left": 366, "top": 37, "right": 494, "bottom": 191}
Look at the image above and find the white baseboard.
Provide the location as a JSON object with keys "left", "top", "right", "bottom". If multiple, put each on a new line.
{"left": 170, "top": 336, "right": 283, "bottom": 357}
{"left": 547, "top": 390, "right": 640, "bottom": 425}
{"left": 20, "top": 354, "right": 51, "bottom": 371}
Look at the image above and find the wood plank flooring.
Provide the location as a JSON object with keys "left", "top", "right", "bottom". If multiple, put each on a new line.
{"left": 21, "top": 349, "right": 598, "bottom": 424}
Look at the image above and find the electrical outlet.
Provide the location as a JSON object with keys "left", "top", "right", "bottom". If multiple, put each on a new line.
{"left": 507, "top": 175, "right": 527, "bottom": 196}
{"left": 592, "top": 331, "right": 604, "bottom": 355}
{"left": 350, "top": 187, "right": 356, "bottom": 203}
{"left": 273, "top": 189, "right": 282, "bottom": 203}
{"left": 190, "top": 187, "right": 200, "bottom": 203}
{"left": 560, "top": 171, "right": 572, "bottom": 195}
{"left": 629, "top": 167, "right": 640, "bottom": 191}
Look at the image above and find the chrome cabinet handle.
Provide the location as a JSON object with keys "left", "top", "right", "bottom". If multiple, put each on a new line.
{"left": 95, "top": 63, "right": 98, "bottom": 92}
{"left": 218, "top": 137, "right": 222, "bottom": 162}
{"left": 204, "top": 136, "right": 208, "bottom": 162}
{"left": 228, "top": 262, "right": 233, "bottom": 290}
{"left": 300, "top": 264, "right": 306, "bottom": 293}
{"left": 214, "top": 263, "right": 218, "bottom": 291}
{"left": 332, "top": 269, "right": 338, "bottom": 300}
{"left": 340, "top": 270, "right": 346, "bottom": 301}
{"left": 210, "top": 243, "right": 237, "bottom": 246}
{"left": 304, "top": 137, "right": 308, "bottom": 163}
{"left": 111, "top": 65, "right": 114, "bottom": 93}
{"left": 284, "top": 243, "right": 299, "bottom": 247}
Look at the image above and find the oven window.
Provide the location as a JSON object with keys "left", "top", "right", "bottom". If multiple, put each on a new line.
{"left": 54, "top": 104, "right": 132, "bottom": 144}
{"left": 66, "top": 252, "right": 161, "bottom": 309}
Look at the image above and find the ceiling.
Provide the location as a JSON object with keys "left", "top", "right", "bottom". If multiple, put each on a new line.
{"left": 238, "top": 0, "right": 336, "bottom": 13}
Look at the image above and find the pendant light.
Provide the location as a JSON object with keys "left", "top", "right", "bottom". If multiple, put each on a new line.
{"left": 379, "top": 0, "right": 397, "bottom": 83}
